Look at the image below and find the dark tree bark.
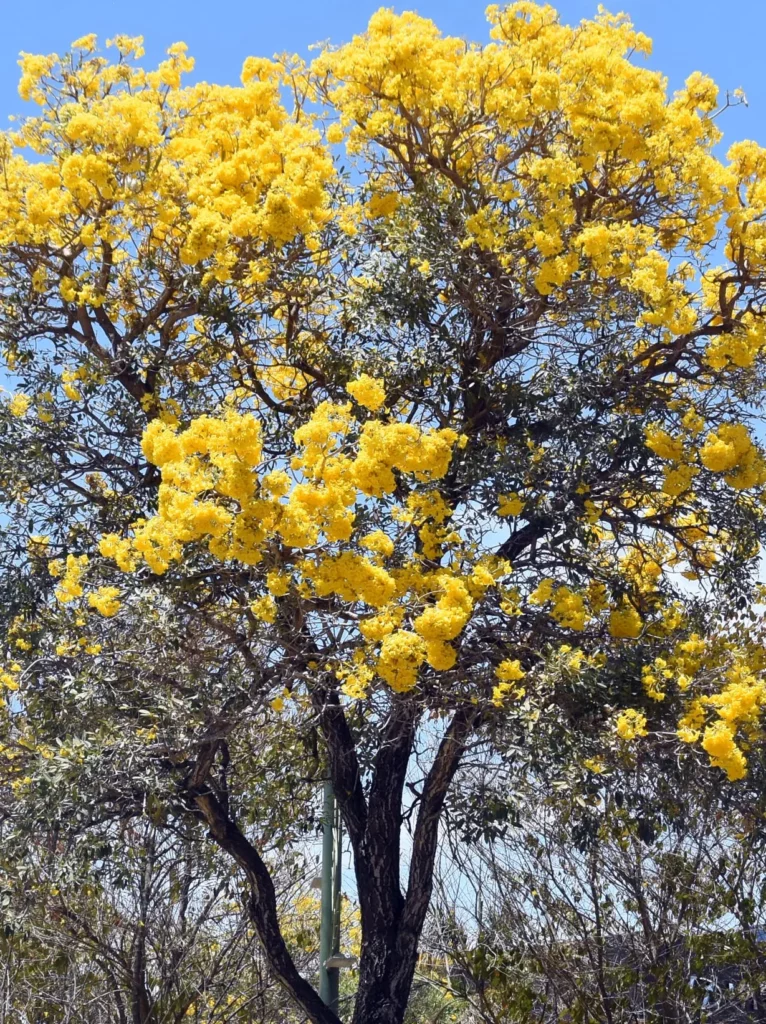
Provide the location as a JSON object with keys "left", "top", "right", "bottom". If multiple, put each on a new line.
{"left": 185, "top": 700, "right": 476, "bottom": 1024}
{"left": 191, "top": 786, "right": 343, "bottom": 1024}
{"left": 348, "top": 706, "right": 477, "bottom": 1024}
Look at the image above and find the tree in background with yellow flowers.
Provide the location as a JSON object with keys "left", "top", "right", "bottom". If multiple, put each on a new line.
{"left": 3, "top": 5, "right": 766, "bottom": 1023}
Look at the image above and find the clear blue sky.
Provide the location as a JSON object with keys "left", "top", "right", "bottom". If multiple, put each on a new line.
{"left": 0, "top": 0, "right": 763, "bottom": 147}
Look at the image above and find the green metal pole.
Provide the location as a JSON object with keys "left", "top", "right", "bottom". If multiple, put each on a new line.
{"left": 332, "top": 798, "right": 343, "bottom": 996}
{"left": 319, "top": 779, "right": 339, "bottom": 1011}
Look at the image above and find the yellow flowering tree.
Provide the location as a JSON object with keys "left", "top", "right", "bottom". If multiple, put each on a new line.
{"left": 3, "top": 7, "right": 766, "bottom": 1024}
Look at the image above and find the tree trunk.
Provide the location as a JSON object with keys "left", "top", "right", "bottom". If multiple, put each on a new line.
{"left": 187, "top": 703, "right": 476, "bottom": 1024}
{"left": 347, "top": 707, "right": 477, "bottom": 1024}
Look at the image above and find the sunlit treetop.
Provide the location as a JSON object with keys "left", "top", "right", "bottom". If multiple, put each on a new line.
{"left": 4, "top": 31, "right": 333, "bottom": 358}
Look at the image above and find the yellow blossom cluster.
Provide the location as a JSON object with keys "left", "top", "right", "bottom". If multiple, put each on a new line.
{"left": 492, "top": 659, "right": 526, "bottom": 706}
{"left": 704, "top": 315, "right": 766, "bottom": 371}
{"left": 51, "top": 554, "right": 89, "bottom": 604}
{"left": 250, "top": 595, "right": 278, "bottom": 623}
{"left": 497, "top": 493, "right": 525, "bottom": 518}
{"left": 645, "top": 425, "right": 684, "bottom": 462}
{"left": 662, "top": 464, "right": 698, "bottom": 498}
{"left": 677, "top": 659, "right": 766, "bottom": 780}
{"left": 377, "top": 631, "right": 427, "bottom": 692}
{"left": 615, "top": 709, "right": 648, "bottom": 741}
{"left": 97, "top": 385, "right": 491, "bottom": 693}
{"left": 642, "top": 660, "right": 670, "bottom": 702}
{"left": 345, "top": 374, "right": 386, "bottom": 412}
{"left": 608, "top": 602, "right": 644, "bottom": 640}
{"left": 306, "top": 553, "right": 396, "bottom": 608}
{"left": 549, "top": 586, "right": 589, "bottom": 631}
{"left": 311, "top": 1, "right": 739, "bottom": 334}
{"left": 701, "top": 722, "right": 748, "bottom": 781}
{"left": 413, "top": 577, "right": 473, "bottom": 646}
{"left": 87, "top": 586, "right": 121, "bottom": 617}
{"left": 7, "top": 393, "right": 31, "bottom": 417}
{"left": 699, "top": 424, "right": 766, "bottom": 490}
{"left": 2, "top": 35, "right": 335, "bottom": 314}
{"left": 0, "top": 661, "right": 21, "bottom": 692}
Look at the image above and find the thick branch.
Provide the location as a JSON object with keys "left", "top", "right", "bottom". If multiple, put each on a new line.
{"left": 497, "top": 513, "right": 554, "bottom": 562}
{"left": 364, "top": 702, "right": 419, "bottom": 911}
{"left": 192, "top": 787, "right": 341, "bottom": 1024}
{"left": 392, "top": 707, "right": 477, "bottom": 1005}
{"left": 311, "top": 685, "right": 368, "bottom": 852}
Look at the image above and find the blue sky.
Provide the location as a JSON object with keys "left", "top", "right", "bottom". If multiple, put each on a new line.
{"left": 0, "top": 0, "right": 764, "bottom": 147}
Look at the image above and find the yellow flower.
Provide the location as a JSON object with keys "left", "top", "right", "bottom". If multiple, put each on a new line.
{"left": 425, "top": 640, "right": 457, "bottom": 671}
{"left": 54, "top": 554, "right": 89, "bottom": 604}
{"left": 87, "top": 586, "right": 121, "bottom": 617}
{"left": 360, "top": 530, "right": 395, "bottom": 558}
{"left": 550, "top": 586, "right": 589, "bottom": 631}
{"left": 662, "top": 464, "right": 697, "bottom": 497}
{"left": 701, "top": 721, "right": 747, "bottom": 780}
{"left": 609, "top": 603, "right": 643, "bottom": 639}
{"left": 346, "top": 374, "right": 386, "bottom": 412}
{"left": 377, "top": 631, "right": 427, "bottom": 692}
{"left": 497, "top": 493, "right": 524, "bottom": 517}
{"left": 645, "top": 425, "right": 684, "bottom": 461}
{"left": 615, "top": 709, "right": 648, "bottom": 740}
{"left": 414, "top": 577, "right": 473, "bottom": 643}
{"left": 495, "top": 658, "right": 525, "bottom": 683}
{"left": 250, "top": 595, "right": 277, "bottom": 624}
{"left": 266, "top": 570, "right": 290, "bottom": 597}
{"left": 699, "top": 424, "right": 766, "bottom": 489}
{"left": 71, "top": 34, "right": 98, "bottom": 53}
{"left": 529, "top": 578, "right": 554, "bottom": 605}
{"left": 492, "top": 658, "right": 526, "bottom": 705}
{"left": 8, "top": 393, "right": 31, "bottom": 417}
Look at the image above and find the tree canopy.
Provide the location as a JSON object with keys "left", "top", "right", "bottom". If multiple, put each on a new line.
{"left": 2, "top": 5, "right": 766, "bottom": 1023}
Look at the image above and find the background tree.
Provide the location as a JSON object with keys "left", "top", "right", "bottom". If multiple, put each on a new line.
{"left": 0, "top": 815, "right": 335, "bottom": 1022}
{"left": 425, "top": 749, "right": 766, "bottom": 1024}
{"left": 2, "top": 5, "right": 766, "bottom": 1024}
